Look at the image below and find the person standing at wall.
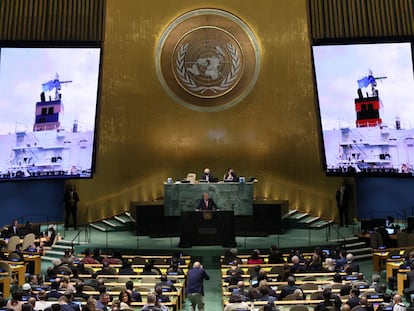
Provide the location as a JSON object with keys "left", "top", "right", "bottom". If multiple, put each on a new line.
{"left": 336, "top": 182, "right": 349, "bottom": 227}
{"left": 63, "top": 185, "right": 79, "bottom": 230}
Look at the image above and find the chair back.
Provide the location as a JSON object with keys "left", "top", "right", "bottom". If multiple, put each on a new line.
{"left": 22, "top": 233, "right": 35, "bottom": 250}
{"left": 289, "top": 305, "right": 309, "bottom": 311}
{"left": 300, "top": 283, "right": 318, "bottom": 290}
{"left": 7, "top": 235, "right": 20, "bottom": 252}
{"left": 370, "top": 231, "right": 383, "bottom": 249}
{"left": 408, "top": 233, "right": 414, "bottom": 246}
{"left": 186, "top": 173, "right": 196, "bottom": 183}
{"left": 397, "top": 231, "right": 409, "bottom": 248}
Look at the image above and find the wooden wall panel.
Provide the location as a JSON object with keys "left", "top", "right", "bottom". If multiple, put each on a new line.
{"left": 309, "top": 0, "right": 414, "bottom": 41}
{"left": 0, "top": 0, "right": 104, "bottom": 42}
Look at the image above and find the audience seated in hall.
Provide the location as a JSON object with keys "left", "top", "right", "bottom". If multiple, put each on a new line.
{"left": 222, "top": 248, "right": 242, "bottom": 265}
{"left": 256, "top": 285, "right": 277, "bottom": 303}
{"left": 324, "top": 257, "right": 336, "bottom": 272}
{"left": 95, "top": 261, "right": 116, "bottom": 275}
{"left": 6, "top": 290, "right": 24, "bottom": 311}
{"left": 290, "top": 255, "right": 305, "bottom": 273}
{"left": 345, "top": 253, "right": 360, "bottom": 273}
{"left": 81, "top": 249, "right": 99, "bottom": 264}
{"left": 156, "top": 274, "right": 177, "bottom": 292}
{"left": 314, "top": 287, "right": 342, "bottom": 311}
{"left": 225, "top": 261, "right": 244, "bottom": 276}
{"left": 268, "top": 245, "right": 285, "bottom": 264}
{"left": 140, "top": 260, "right": 161, "bottom": 275}
{"left": 335, "top": 249, "right": 348, "bottom": 271}
{"left": 167, "top": 260, "right": 185, "bottom": 275}
{"left": 118, "top": 259, "right": 137, "bottom": 275}
{"left": 247, "top": 249, "right": 263, "bottom": 265}
{"left": 279, "top": 276, "right": 303, "bottom": 300}
{"left": 92, "top": 248, "right": 104, "bottom": 263}
{"left": 224, "top": 293, "right": 250, "bottom": 311}
{"left": 346, "top": 288, "right": 361, "bottom": 309}
{"left": 231, "top": 280, "right": 248, "bottom": 301}
{"left": 154, "top": 285, "right": 170, "bottom": 303}
{"left": 74, "top": 281, "right": 90, "bottom": 301}
{"left": 126, "top": 280, "right": 142, "bottom": 302}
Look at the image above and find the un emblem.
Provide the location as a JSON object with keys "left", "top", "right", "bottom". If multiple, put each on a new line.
{"left": 156, "top": 9, "right": 260, "bottom": 112}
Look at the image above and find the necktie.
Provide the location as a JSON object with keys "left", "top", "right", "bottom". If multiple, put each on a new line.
{"left": 205, "top": 200, "right": 208, "bottom": 209}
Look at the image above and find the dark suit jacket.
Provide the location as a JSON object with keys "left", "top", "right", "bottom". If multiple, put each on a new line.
{"left": 197, "top": 198, "right": 218, "bottom": 211}
{"left": 200, "top": 173, "right": 214, "bottom": 181}
{"left": 6, "top": 225, "right": 19, "bottom": 237}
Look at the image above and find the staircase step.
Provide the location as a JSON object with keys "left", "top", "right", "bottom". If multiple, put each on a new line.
{"left": 42, "top": 256, "right": 60, "bottom": 262}
{"left": 114, "top": 214, "right": 135, "bottom": 224}
{"left": 344, "top": 242, "right": 367, "bottom": 249}
{"left": 300, "top": 216, "right": 321, "bottom": 224}
{"left": 102, "top": 219, "right": 120, "bottom": 228}
{"left": 293, "top": 213, "right": 309, "bottom": 220}
{"left": 329, "top": 236, "right": 359, "bottom": 244}
{"left": 52, "top": 244, "right": 73, "bottom": 250}
{"left": 310, "top": 220, "right": 334, "bottom": 229}
{"left": 90, "top": 223, "right": 108, "bottom": 232}
{"left": 45, "top": 250, "right": 65, "bottom": 256}
{"left": 348, "top": 247, "right": 373, "bottom": 254}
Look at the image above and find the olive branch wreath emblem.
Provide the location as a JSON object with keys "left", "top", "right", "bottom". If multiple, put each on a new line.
{"left": 175, "top": 43, "right": 241, "bottom": 94}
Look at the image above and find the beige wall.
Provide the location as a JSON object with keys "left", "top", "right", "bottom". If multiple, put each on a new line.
{"left": 76, "top": 0, "right": 349, "bottom": 223}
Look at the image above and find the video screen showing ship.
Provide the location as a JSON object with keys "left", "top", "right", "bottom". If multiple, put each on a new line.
{"left": 0, "top": 47, "right": 101, "bottom": 181}
{"left": 313, "top": 42, "right": 414, "bottom": 177}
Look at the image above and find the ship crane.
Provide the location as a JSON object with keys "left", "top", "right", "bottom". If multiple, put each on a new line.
{"left": 357, "top": 69, "right": 387, "bottom": 99}
{"left": 41, "top": 73, "right": 72, "bottom": 100}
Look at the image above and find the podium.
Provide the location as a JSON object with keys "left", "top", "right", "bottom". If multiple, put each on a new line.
{"left": 179, "top": 211, "right": 236, "bottom": 248}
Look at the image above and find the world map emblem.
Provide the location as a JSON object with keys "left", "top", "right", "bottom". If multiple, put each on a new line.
{"left": 156, "top": 9, "right": 260, "bottom": 112}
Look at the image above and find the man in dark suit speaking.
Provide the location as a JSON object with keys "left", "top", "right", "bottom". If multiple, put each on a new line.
{"left": 196, "top": 192, "right": 219, "bottom": 211}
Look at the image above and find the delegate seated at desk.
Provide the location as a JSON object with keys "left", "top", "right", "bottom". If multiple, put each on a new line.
{"left": 223, "top": 168, "right": 238, "bottom": 182}
{"left": 196, "top": 193, "right": 219, "bottom": 211}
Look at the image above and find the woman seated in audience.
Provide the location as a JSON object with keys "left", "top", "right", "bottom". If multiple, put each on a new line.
{"left": 247, "top": 249, "right": 264, "bottom": 265}
{"left": 277, "top": 263, "right": 292, "bottom": 282}
{"left": 118, "top": 290, "right": 132, "bottom": 310}
{"left": 82, "top": 297, "right": 98, "bottom": 311}
{"left": 307, "top": 253, "right": 323, "bottom": 271}
{"left": 258, "top": 280, "right": 277, "bottom": 297}
{"left": 324, "top": 257, "right": 336, "bottom": 272}
{"left": 6, "top": 290, "right": 24, "bottom": 311}
{"left": 256, "top": 285, "right": 277, "bottom": 303}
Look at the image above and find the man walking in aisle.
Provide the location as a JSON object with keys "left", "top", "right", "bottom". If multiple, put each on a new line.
{"left": 186, "top": 261, "right": 210, "bottom": 311}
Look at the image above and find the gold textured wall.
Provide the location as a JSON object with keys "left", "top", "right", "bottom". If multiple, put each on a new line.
{"left": 75, "top": 0, "right": 347, "bottom": 223}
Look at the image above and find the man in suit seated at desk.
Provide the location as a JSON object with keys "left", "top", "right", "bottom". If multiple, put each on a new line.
{"left": 6, "top": 219, "right": 20, "bottom": 237}
{"left": 196, "top": 193, "right": 219, "bottom": 211}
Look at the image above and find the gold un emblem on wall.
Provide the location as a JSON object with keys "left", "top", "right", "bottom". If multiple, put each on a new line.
{"left": 156, "top": 9, "right": 260, "bottom": 112}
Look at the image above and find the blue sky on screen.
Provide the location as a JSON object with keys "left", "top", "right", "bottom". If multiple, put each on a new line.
{"left": 313, "top": 42, "right": 414, "bottom": 130}
{"left": 0, "top": 48, "right": 100, "bottom": 134}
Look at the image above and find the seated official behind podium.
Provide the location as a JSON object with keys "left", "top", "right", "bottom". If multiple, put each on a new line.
{"left": 196, "top": 193, "right": 219, "bottom": 211}
{"left": 200, "top": 168, "right": 214, "bottom": 182}
{"left": 223, "top": 168, "right": 238, "bottom": 182}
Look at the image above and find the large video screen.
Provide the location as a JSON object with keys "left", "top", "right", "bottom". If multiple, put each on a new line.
{"left": 0, "top": 47, "right": 101, "bottom": 181}
{"left": 313, "top": 42, "right": 414, "bottom": 177}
